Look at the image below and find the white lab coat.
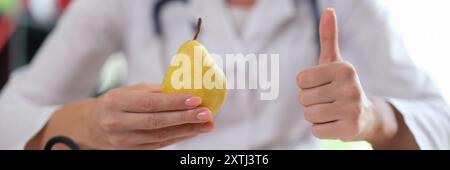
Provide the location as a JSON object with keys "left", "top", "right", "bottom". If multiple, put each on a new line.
{"left": 1, "top": 0, "right": 449, "bottom": 150}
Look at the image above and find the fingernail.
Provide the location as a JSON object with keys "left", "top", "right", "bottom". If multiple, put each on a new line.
{"left": 196, "top": 109, "right": 212, "bottom": 121}
{"left": 200, "top": 123, "right": 214, "bottom": 133}
{"left": 326, "top": 7, "right": 335, "bottom": 13}
{"left": 185, "top": 97, "right": 202, "bottom": 107}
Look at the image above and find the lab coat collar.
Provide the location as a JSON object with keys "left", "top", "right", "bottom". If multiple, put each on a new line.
{"left": 189, "top": 0, "right": 297, "bottom": 53}
{"left": 242, "top": 0, "right": 297, "bottom": 51}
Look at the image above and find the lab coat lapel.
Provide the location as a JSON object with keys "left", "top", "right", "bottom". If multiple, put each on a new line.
{"left": 242, "top": 0, "right": 297, "bottom": 52}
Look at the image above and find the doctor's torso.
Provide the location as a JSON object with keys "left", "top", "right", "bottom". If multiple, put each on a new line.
{"left": 3, "top": 0, "right": 446, "bottom": 150}
{"left": 120, "top": 0, "right": 321, "bottom": 149}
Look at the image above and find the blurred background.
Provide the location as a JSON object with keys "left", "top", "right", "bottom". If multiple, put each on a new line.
{"left": 0, "top": 0, "right": 449, "bottom": 150}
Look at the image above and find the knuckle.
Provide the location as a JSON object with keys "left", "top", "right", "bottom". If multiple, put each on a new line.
{"left": 102, "top": 91, "right": 118, "bottom": 110}
{"left": 296, "top": 72, "right": 307, "bottom": 88}
{"left": 180, "top": 110, "right": 192, "bottom": 123}
{"left": 346, "top": 84, "right": 362, "bottom": 100}
{"left": 140, "top": 94, "right": 154, "bottom": 111}
{"left": 171, "top": 96, "right": 180, "bottom": 106}
{"left": 303, "top": 108, "right": 314, "bottom": 123}
{"left": 146, "top": 114, "right": 161, "bottom": 129}
{"left": 337, "top": 63, "right": 356, "bottom": 78}
{"left": 298, "top": 92, "right": 308, "bottom": 106}
{"left": 349, "top": 104, "right": 363, "bottom": 117}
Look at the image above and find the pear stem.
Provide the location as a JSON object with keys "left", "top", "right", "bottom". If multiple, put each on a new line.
{"left": 193, "top": 18, "right": 202, "bottom": 40}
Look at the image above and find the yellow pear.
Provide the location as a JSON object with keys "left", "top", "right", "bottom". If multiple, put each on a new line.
{"left": 162, "top": 18, "right": 227, "bottom": 115}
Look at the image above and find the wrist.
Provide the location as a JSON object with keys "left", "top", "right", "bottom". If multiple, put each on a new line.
{"left": 364, "top": 96, "right": 399, "bottom": 148}
{"left": 26, "top": 99, "right": 96, "bottom": 150}
{"left": 68, "top": 99, "right": 97, "bottom": 149}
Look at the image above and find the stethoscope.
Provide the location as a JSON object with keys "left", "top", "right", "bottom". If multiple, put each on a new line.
{"left": 151, "top": 0, "right": 321, "bottom": 50}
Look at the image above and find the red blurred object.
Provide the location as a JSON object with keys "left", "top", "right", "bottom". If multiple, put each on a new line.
{"left": 23, "top": 0, "right": 29, "bottom": 10}
{"left": 1, "top": 0, "right": 73, "bottom": 51}
{"left": 0, "top": 17, "right": 14, "bottom": 50}
{"left": 0, "top": 17, "right": 12, "bottom": 90}
{"left": 57, "top": 0, "right": 71, "bottom": 12}
{"left": 1, "top": 0, "right": 73, "bottom": 90}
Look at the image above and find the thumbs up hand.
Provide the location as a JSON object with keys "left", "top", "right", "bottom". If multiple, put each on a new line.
{"left": 296, "top": 8, "right": 376, "bottom": 141}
